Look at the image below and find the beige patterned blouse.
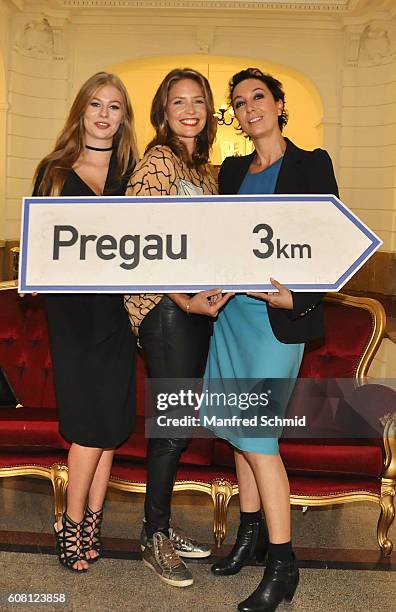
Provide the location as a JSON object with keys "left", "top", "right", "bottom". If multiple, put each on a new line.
{"left": 124, "top": 145, "right": 218, "bottom": 335}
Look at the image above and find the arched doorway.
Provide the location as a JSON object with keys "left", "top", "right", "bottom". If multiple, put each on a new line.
{"left": 108, "top": 55, "right": 324, "bottom": 163}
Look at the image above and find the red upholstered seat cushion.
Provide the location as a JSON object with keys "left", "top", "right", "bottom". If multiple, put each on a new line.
{"left": 110, "top": 461, "right": 237, "bottom": 485}
{"left": 0, "top": 408, "right": 214, "bottom": 466}
{"left": 0, "top": 453, "right": 378, "bottom": 496}
{"left": 280, "top": 439, "right": 383, "bottom": 478}
{"left": 0, "top": 407, "right": 67, "bottom": 450}
{"left": 214, "top": 437, "right": 383, "bottom": 479}
{"left": 288, "top": 474, "right": 380, "bottom": 496}
{"left": 115, "top": 416, "right": 214, "bottom": 466}
{"left": 0, "top": 451, "right": 68, "bottom": 469}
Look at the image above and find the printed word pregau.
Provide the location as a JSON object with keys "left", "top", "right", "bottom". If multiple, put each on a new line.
{"left": 52, "top": 225, "right": 188, "bottom": 270}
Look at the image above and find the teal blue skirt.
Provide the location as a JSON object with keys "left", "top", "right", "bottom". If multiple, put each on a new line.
{"left": 203, "top": 295, "right": 304, "bottom": 454}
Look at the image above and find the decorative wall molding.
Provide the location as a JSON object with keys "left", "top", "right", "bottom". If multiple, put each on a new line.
{"left": 13, "top": 15, "right": 66, "bottom": 59}
{"left": 17, "top": 0, "right": 396, "bottom": 16}
{"left": 344, "top": 16, "right": 396, "bottom": 65}
{"left": 345, "top": 18, "right": 396, "bottom": 65}
{"left": 196, "top": 24, "right": 215, "bottom": 53}
{"left": 358, "top": 22, "right": 396, "bottom": 65}
{"left": 20, "top": 17, "right": 54, "bottom": 55}
{"left": 60, "top": 0, "right": 350, "bottom": 11}
{"left": 345, "top": 24, "right": 364, "bottom": 63}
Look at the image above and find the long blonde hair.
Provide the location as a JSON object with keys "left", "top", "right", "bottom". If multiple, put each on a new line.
{"left": 34, "top": 72, "right": 138, "bottom": 196}
{"left": 146, "top": 68, "right": 217, "bottom": 169}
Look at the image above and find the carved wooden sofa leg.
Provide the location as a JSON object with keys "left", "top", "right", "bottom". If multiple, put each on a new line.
{"left": 378, "top": 413, "right": 396, "bottom": 556}
{"left": 50, "top": 463, "right": 68, "bottom": 523}
{"left": 378, "top": 480, "right": 395, "bottom": 556}
{"left": 211, "top": 478, "right": 234, "bottom": 548}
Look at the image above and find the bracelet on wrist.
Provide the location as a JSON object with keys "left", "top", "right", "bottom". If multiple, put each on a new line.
{"left": 185, "top": 300, "right": 191, "bottom": 314}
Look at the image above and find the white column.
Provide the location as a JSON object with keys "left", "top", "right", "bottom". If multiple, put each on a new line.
{"left": 0, "top": 101, "right": 8, "bottom": 242}
{"left": 340, "top": 59, "right": 396, "bottom": 253}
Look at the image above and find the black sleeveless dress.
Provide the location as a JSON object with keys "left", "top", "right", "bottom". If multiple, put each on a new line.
{"left": 33, "top": 156, "right": 136, "bottom": 447}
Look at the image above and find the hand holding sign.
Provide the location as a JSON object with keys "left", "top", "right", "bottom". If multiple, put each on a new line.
{"left": 170, "top": 289, "right": 234, "bottom": 317}
{"left": 247, "top": 278, "right": 293, "bottom": 310}
{"left": 19, "top": 195, "right": 382, "bottom": 294}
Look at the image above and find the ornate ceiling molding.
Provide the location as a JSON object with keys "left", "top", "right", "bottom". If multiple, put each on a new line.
{"left": 18, "top": 0, "right": 396, "bottom": 17}
{"left": 18, "top": 1, "right": 394, "bottom": 16}
{"left": 59, "top": 0, "right": 351, "bottom": 11}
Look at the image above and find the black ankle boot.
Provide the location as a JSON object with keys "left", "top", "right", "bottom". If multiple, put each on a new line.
{"left": 211, "top": 520, "right": 268, "bottom": 576}
{"left": 237, "top": 554, "right": 299, "bottom": 612}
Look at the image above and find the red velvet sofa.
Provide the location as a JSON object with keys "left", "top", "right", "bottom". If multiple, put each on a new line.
{"left": 0, "top": 283, "right": 395, "bottom": 554}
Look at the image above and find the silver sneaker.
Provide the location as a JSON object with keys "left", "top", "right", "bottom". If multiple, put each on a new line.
{"left": 140, "top": 523, "right": 211, "bottom": 559}
{"left": 169, "top": 526, "right": 211, "bottom": 559}
{"left": 142, "top": 532, "right": 194, "bottom": 588}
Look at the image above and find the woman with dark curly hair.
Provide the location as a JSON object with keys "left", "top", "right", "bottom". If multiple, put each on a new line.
{"left": 207, "top": 68, "right": 339, "bottom": 612}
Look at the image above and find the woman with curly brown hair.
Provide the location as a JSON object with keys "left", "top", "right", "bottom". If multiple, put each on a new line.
{"left": 208, "top": 68, "right": 339, "bottom": 611}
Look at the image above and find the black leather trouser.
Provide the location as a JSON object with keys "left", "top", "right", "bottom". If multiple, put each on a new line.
{"left": 139, "top": 297, "right": 212, "bottom": 538}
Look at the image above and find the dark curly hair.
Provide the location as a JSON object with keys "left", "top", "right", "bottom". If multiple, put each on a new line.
{"left": 228, "top": 67, "right": 288, "bottom": 132}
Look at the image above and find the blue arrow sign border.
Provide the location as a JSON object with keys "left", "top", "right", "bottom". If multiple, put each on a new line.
{"left": 19, "top": 194, "right": 382, "bottom": 293}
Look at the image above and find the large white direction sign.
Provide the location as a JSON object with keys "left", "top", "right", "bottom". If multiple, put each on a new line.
{"left": 19, "top": 195, "right": 381, "bottom": 293}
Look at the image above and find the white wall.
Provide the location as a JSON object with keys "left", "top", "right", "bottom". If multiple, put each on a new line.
{"left": 1, "top": 4, "right": 395, "bottom": 253}
{"left": 0, "top": 0, "right": 12, "bottom": 243}
{"left": 111, "top": 55, "right": 324, "bottom": 167}
{"left": 5, "top": 7, "right": 69, "bottom": 239}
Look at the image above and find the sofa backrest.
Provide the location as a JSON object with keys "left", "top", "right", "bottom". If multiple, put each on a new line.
{"left": 300, "top": 293, "right": 385, "bottom": 379}
{"left": 0, "top": 288, "right": 386, "bottom": 412}
{"left": 0, "top": 290, "right": 55, "bottom": 408}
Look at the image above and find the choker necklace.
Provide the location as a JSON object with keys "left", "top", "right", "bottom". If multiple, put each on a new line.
{"left": 85, "top": 144, "right": 113, "bottom": 152}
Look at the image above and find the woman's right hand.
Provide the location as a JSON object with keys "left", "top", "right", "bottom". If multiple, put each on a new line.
{"left": 188, "top": 289, "right": 234, "bottom": 317}
{"left": 15, "top": 278, "right": 25, "bottom": 297}
{"left": 168, "top": 289, "right": 233, "bottom": 317}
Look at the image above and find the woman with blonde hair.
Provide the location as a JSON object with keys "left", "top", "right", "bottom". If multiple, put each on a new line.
{"left": 125, "top": 67, "right": 231, "bottom": 588}
{"left": 33, "top": 71, "right": 138, "bottom": 572}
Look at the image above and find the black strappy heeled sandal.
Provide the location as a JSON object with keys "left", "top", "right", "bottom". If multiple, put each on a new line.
{"left": 83, "top": 506, "right": 104, "bottom": 564}
{"left": 54, "top": 513, "right": 88, "bottom": 573}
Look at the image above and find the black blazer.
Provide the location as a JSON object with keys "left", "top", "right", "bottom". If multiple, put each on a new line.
{"left": 218, "top": 138, "right": 339, "bottom": 344}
